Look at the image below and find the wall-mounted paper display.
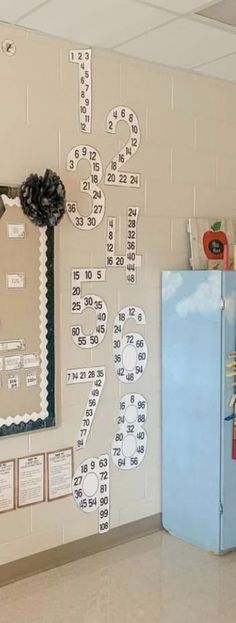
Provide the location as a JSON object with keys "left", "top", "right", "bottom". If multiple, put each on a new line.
{"left": 72, "top": 454, "right": 110, "bottom": 533}
{"left": 7, "top": 223, "right": 25, "bottom": 239}
{"left": 17, "top": 454, "right": 45, "bottom": 508}
{"left": 106, "top": 207, "right": 141, "bottom": 284}
{"left": 0, "top": 355, "right": 40, "bottom": 374}
{"left": 6, "top": 273, "right": 25, "bottom": 289}
{"left": 0, "top": 339, "right": 25, "bottom": 352}
{"left": 126, "top": 207, "right": 140, "bottom": 284}
{"left": 5, "top": 355, "right": 21, "bottom": 371}
{"left": 111, "top": 393, "right": 147, "bottom": 470}
{"left": 0, "top": 459, "right": 15, "bottom": 513}
{"left": 0, "top": 187, "right": 55, "bottom": 437}
{"left": 71, "top": 268, "right": 107, "bottom": 349}
{"left": 26, "top": 372, "right": 37, "bottom": 388}
{"left": 113, "top": 306, "right": 148, "bottom": 383}
{"left": 47, "top": 448, "right": 73, "bottom": 501}
{"left": 7, "top": 375, "right": 20, "bottom": 390}
{"left": 22, "top": 354, "right": 40, "bottom": 369}
{"left": 105, "top": 106, "right": 141, "bottom": 188}
{"left": 67, "top": 367, "right": 106, "bottom": 449}
{"left": 66, "top": 145, "right": 105, "bottom": 230}
{"left": 69, "top": 49, "right": 92, "bottom": 133}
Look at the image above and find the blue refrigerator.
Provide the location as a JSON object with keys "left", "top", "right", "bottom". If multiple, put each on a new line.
{"left": 162, "top": 271, "right": 236, "bottom": 553}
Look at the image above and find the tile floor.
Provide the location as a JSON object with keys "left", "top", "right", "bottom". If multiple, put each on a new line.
{"left": 1, "top": 530, "right": 236, "bottom": 622}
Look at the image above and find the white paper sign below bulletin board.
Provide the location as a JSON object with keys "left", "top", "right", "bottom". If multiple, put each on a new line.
{"left": 0, "top": 187, "right": 56, "bottom": 437}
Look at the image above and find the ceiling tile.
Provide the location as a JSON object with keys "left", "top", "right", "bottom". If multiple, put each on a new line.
{"left": 116, "top": 18, "right": 236, "bottom": 68}
{"left": 18, "top": 0, "right": 172, "bottom": 48}
{"left": 133, "top": 0, "right": 219, "bottom": 14}
{"left": 0, "top": 0, "right": 43, "bottom": 22}
{"left": 195, "top": 53, "right": 236, "bottom": 82}
{"left": 198, "top": 0, "right": 236, "bottom": 28}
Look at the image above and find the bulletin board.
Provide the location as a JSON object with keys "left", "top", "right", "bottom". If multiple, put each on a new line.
{"left": 0, "top": 187, "right": 55, "bottom": 436}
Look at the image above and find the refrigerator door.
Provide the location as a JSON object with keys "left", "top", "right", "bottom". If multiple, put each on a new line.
{"left": 162, "top": 271, "right": 222, "bottom": 552}
{"left": 220, "top": 272, "right": 236, "bottom": 552}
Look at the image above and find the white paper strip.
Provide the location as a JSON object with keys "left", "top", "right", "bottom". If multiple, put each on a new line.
{"left": 105, "top": 208, "right": 141, "bottom": 284}
{"left": 67, "top": 366, "right": 106, "bottom": 449}
{"left": 71, "top": 268, "right": 106, "bottom": 286}
{"left": 69, "top": 49, "right": 92, "bottom": 133}
{"left": 106, "top": 217, "right": 115, "bottom": 267}
{"left": 98, "top": 455, "right": 110, "bottom": 534}
{"left": 126, "top": 207, "right": 140, "bottom": 284}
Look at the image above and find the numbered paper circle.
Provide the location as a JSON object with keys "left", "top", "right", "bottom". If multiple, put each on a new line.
{"left": 83, "top": 472, "right": 99, "bottom": 497}
{"left": 122, "top": 434, "right": 137, "bottom": 458}
{"left": 72, "top": 457, "right": 100, "bottom": 513}
{"left": 122, "top": 344, "right": 137, "bottom": 371}
{"left": 125, "top": 404, "right": 137, "bottom": 423}
{"left": 112, "top": 393, "right": 148, "bottom": 470}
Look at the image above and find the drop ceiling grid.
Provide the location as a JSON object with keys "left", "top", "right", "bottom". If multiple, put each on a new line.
{"left": 16, "top": 0, "right": 175, "bottom": 49}
{"left": 195, "top": 52, "right": 236, "bottom": 82}
{"left": 0, "top": 0, "right": 48, "bottom": 23}
{"left": 198, "top": 0, "right": 236, "bottom": 28}
{"left": 6, "top": 0, "right": 225, "bottom": 25}
{"left": 0, "top": 0, "right": 235, "bottom": 82}
{"left": 130, "top": 0, "right": 221, "bottom": 14}
{"left": 116, "top": 17, "right": 236, "bottom": 67}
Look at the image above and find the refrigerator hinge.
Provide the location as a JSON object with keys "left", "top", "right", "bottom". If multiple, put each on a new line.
{"left": 220, "top": 297, "right": 225, "bottom": 311}
{"left": 219, "top": 502, "right": 224, "bottom": 515}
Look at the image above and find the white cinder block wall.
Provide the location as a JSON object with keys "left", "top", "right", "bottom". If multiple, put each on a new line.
{"left": 1, "top": 21, "right": 236, "bottom": 566}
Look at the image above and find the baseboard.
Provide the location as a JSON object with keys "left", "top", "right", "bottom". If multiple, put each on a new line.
{"left": 0, "top": 513, "right": 162, "bottom": 587}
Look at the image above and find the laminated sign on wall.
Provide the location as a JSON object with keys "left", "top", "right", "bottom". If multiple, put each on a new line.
{"left": 0, "top": 187, "right": 55, "bottom": 436}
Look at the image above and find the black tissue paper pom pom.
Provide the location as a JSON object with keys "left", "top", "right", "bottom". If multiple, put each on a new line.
{"left": 20, "top": 169, "right": 66, "bottom": 227}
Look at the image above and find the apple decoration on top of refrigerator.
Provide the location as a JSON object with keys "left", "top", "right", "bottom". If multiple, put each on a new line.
{"left": 203, "top": 221, "right": 228, "bottom": 260}
{"left": 188, "top": 218, "right": 235, "bottom": 269}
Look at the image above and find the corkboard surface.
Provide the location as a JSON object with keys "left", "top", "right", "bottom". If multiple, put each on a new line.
{"left": 0, "top": 194, "right": 55, "bottom": 434}
{"left": 0, "top": 202, "right": 42, "bottom": 419}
